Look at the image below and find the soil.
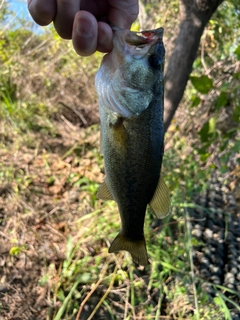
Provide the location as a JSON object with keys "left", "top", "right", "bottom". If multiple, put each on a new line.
{"left": 0, "top": 119, "right": 103, "bottom": 319}
{"left": 0, "top": 118, "right": 239, "bottom": 319}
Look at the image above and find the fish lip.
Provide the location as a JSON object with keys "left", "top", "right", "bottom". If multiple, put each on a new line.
{"left": 111, "top": 25, "right": 163, "bottom": 39}
{"left": 112, "top": 26, "right": 164, "bottom": 43}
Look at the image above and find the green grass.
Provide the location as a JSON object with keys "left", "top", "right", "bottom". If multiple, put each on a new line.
{"left": 39, "top": 153, "right": 238, "bottom": 319}
{"left": 0, "top": 96, "right": 238, "bottom": 319}
{"left": 1, "top": 117, "right": 238, "bottom": 319}
{"left": 0, "top": 17, "right": 239, "bottom": 319}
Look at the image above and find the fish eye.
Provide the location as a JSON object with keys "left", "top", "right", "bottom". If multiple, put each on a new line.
{"left": 148, "top": 54, "right": 162, "bottom": 69}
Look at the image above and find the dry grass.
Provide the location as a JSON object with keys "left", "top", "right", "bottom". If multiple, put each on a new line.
{"left": 0, "top": 6, "right": 240, "bottom": 319}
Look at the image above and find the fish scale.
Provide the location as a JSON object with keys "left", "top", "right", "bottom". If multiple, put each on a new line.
{"left": 95, "top": 27, "right": 170, "bottom": 266}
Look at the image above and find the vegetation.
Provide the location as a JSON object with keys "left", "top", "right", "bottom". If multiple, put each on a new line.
{"left": 0, "top": 1, "right": 239, "bottom": 319}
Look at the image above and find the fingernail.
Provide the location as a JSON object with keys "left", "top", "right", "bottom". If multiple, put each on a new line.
{"left": 76, "top": 18, "right": 93, "bottom": 38}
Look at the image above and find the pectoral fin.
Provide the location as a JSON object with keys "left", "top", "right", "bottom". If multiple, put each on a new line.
{"left": 97, "top": 180, "right": 114, "bottom": 201}
{"left": 109, "top": 116, "right": 128, "bottom": 152}
{"left": 149, "top": 174, "right": 170, "bottom": 219}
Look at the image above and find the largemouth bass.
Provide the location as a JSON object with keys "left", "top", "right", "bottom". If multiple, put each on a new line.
{"left": 95, "top": 27, "right": 170, "bottom": 266}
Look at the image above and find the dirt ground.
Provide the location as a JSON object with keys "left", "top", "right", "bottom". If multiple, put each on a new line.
{"left": 0, "top": 116, "right": 240, "bottom": 319}
{"left": 0, "top": 118, "right": 105, "bottom": 319}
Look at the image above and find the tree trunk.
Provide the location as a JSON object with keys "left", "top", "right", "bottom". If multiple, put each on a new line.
{"left": 164, "top": 0, "right": 224, "bottom": 132}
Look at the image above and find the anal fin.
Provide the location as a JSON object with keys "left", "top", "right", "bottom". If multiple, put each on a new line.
{"left": 149, "top": 174, "right": 170, "bottom": 219}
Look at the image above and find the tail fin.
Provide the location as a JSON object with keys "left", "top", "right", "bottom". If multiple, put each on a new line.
{"left": 108, "top": 233, "right": 149, "bottom": 266}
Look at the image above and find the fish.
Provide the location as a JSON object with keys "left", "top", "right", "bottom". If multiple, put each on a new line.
{"left": 95, "top": 27, "right": 170, "bottom": 266}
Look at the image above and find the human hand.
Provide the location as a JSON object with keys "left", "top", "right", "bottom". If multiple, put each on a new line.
{"left": 28, "top": 0, "right": 139, "bottom": 56}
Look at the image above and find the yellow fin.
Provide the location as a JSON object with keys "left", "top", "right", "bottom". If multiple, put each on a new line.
{"left": 97, "top": 180, "right": 114, "bottom": 200}
{"left": 149, "top": 174, "right": 170, "bottom": 219}
{"left": 109, "top": 233, "right": 148, "bottom": 266}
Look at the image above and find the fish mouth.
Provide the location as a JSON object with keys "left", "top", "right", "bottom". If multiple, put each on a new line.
{"left": 111, "top": 25, "right": 163, "bottom": 44}
{"left": 126, "top": 29, "right": 164, "bottom": 46}
{"left": 112, "top": 27, "right": 164, "bottom": 58}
